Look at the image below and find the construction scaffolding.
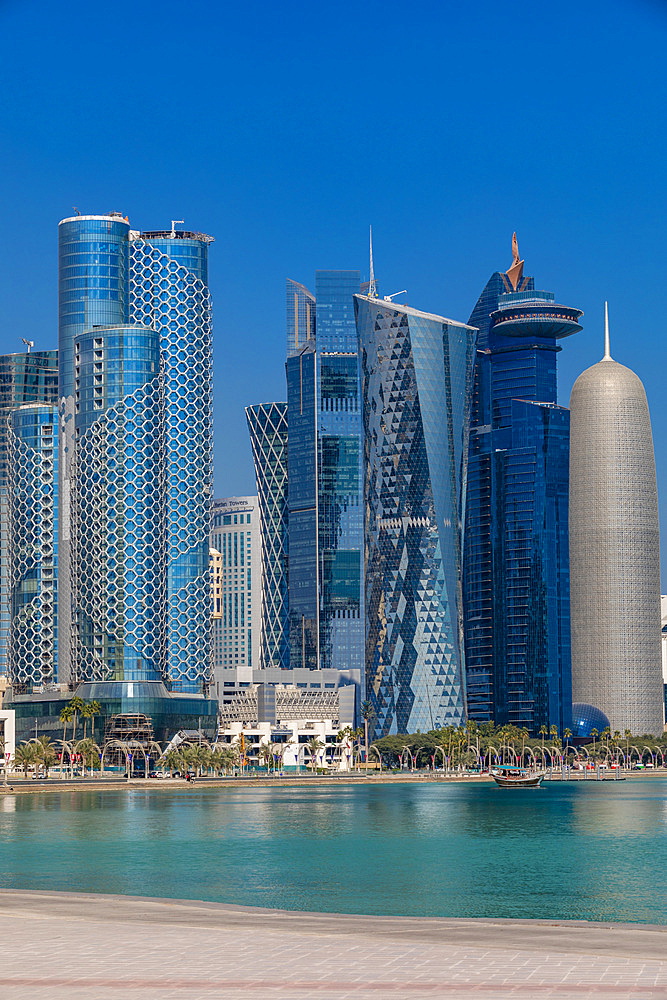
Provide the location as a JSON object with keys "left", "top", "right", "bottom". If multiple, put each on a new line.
{"left": 104, "top": 713, "right": 155, "bottom": 747}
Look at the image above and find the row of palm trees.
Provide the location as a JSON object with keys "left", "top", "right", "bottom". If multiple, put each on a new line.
{"left": 59, "top": 698, "right": 101, "bottom": 746}
{"left": 3, "top": 732, "right": 345, "bottom": 781}
{"left": 370, "top": 720, "right": 667, "bottom": 771}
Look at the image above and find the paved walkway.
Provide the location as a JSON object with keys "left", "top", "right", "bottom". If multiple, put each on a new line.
{"left": 1, "top": 890, "right": 666, "bottom": 999}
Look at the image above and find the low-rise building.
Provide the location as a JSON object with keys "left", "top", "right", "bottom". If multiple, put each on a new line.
{"left": 217, "top": 678, "right": 356, "bottom": 770}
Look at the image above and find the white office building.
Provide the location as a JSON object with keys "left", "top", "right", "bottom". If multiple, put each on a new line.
{"left": 210, "top": 497, "right": 261, "bottom": 698}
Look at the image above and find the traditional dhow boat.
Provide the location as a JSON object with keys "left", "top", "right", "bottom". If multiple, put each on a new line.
{"left": 490, "top": 765, "right": 545, "bottom": 788}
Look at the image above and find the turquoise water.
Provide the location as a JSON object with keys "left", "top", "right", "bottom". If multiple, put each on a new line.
{"left": 1, "top": 778, "right": 666, "bottom": 923}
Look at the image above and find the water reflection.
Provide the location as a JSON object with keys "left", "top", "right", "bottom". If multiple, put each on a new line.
{"left": 0, "top": 779, "right": 665, "bottom": 922}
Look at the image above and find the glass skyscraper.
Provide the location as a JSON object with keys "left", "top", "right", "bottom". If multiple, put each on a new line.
{"left": 70, "top": 324, "right": 165, "bottom": 684}
{"left": 130, "top": 230, "right": 213, "bottom": 694}
{"left": 354, "top": 294, "right": 477, "bottom": 736}
{"left": 285, "top": 272, "right": 364, "bottom": 680}
{"left": 246, "top": 402, "right": 289, "bottom": 670}
{"left": 463, "top": 242, "right": 582, "bottom": 735}
{"left": 8, "top": 404, "right": 59, "bottom": 689}
{"left": 0, "top": 351, "right": 58, "bottom": 680}
{"left": 10, "top": 212, "right": 221, "bottom": 741}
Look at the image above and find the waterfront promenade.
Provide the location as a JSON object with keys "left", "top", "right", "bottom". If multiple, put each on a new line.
{"left": 1, "top": 889, "right": 666, "bottom": 1000}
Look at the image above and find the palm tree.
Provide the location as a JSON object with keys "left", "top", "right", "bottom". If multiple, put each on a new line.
{"left": 36, "top": 737, "right": 57, "bottom": 778}
{"left": 59, "top": 704, "right": 74, "bottom": 775}
{"left": 258, "top": 744, "right": 274, "bottom": 773}
{"left": 68, "top": 696, "right": 85, "bottom": 743}
{"left": 0, "top": 734, "right": 9, "bottom": 787}
{"left": 160, "top": 749, "right": 181, "bottom": 777}
{"left": 539, "top": 725, "right": 547, "bottom": 753}
{"left": 590, "top": 728, "right": 599, "bottom": 757}
{"left": 14, "top": 742, "right": 38, "bottom": 778}
{"left": 563, "top": 728, "right": 572, "bottom": 764}
{"left": 82, "top": 700, "right": 101, "bottom": 744}
{"left": 360, "top": 700, "right": 375, "bottom": 768}
{"left": 304, "top": 736, "right": 324, "bottom": 773}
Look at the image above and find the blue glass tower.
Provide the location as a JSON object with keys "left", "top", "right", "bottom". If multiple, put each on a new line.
{"left": 130, "top": 230, "right": 213, "bottom": 694}
{"left": 285, "top": 272, "right": 364, "bottom": 680}
{"left": 0, "top": 351, "right": 58, "bottom": 680}
{"left": 463, "top": 239, "right": 582, "bottom": 735}
{"left": 58, "top": 215, "right": 131, "bottom": 683}
{"left": 71, "top": 325, "right": 165, "bottom": 683}
{"left": 355, "top": 294, "right": 477, "bottom": 735}
{"left": 8, "top": 404, "right": 59, "bottom": 688}
{"left": 39, "top": 214, "right": 218, "bottom": 740}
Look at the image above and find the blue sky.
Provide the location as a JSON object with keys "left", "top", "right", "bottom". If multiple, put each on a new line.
{"left": 1, "top": 0, "right": 666, "bottom": 573}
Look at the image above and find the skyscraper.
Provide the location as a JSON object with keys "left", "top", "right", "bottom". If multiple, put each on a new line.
{"left": 0, "top": 351, "right": 58, "bottom": 680}
{"left": 130, "top": 228, "right": 213, "bottom": 694}
{"left": 285, "top": 272, "right": 364, "bottom": 680}
{"left": 569, "top": 308, "right": 663, "bottom": 736}
{"left": 8, "top": 403, "right": 59, "bottom": 688}
{"left": 8, "top": 212, "right": 221, "bottom": 741}
{"left": 246, "top": 402, "right": 289, "bottom": 670}
{"left": 463, "top": 238, "right": 582, "bottom": 735}
{"left": 210, "top": 496, "right": 261, "bottom": 694}
{"left": 354, "top": 293, "right": 477, "bottom": 736}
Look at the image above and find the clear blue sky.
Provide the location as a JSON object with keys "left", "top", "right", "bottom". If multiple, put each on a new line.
{"left": 2, "top": 0, "right": 667, "bottom": 576}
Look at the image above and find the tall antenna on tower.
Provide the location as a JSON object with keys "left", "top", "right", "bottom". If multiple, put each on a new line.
{"left": 368, "top": 226, "right": 378, "bottom": 298}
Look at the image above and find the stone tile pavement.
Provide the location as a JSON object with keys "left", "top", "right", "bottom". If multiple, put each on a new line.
{"left": 0, "top": 890, "right": 665, "bottom": 1000}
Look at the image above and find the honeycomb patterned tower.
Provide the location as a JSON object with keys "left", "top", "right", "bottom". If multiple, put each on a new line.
{"left": 129, "top": 232, "right": 213, "bottom": 694}
{"left": 70, "top": 326, "right": 166, "bottom": 683}
{"left": 7, "top": 405, "right": 59, "bottom": 688}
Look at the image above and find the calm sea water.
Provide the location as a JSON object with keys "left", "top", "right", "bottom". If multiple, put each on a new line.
{"left": 1, "top": 777, "right": 666, "bottom": 923}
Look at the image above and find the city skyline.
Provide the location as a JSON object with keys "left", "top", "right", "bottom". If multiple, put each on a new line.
{"left": 1, "top": 0, "right": 666, "bottom": 579}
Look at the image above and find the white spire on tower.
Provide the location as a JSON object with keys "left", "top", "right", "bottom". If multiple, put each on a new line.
{"left": 368, "top": 226, "right": 378, "bottom": 298}
{"left": 604, "top": 300, "right": 612, "bottom": 360}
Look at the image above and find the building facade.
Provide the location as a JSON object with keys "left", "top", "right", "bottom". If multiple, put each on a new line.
{"left": 246, "top": 402, "right": 289, "bottom": 670}
{"left": 569, "top": 313, "right": 663, "bottom": 736}
{"left": 4, "top": 213, "right": 219, "bottom": 741}
{"left": 0, "top": 351, "right": 58, "bottom": 680}
{"left": 210, "top": 496, "right": 261, "bottom": 697}
{"left": 129, "top": 229, "right": 213, "bottom": 694}
{"left": 354, "top": 293, "right": 477, "bottom": 736}
{"left": 285, "top": 272, "right": 364, "bottom": 683}
{"left": 463, "top": 240, "right": 581, "bottom": 736}
{"left": 7, "top": 404, "right": 59, "bottom": 689}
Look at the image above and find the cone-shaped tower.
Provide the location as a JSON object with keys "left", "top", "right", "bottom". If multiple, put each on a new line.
{"left": 569, "top": 306, "right": 663, "bottom": 735}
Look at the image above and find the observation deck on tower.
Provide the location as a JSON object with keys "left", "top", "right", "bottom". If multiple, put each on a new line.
{"left": 491, "top": 293, "right": 583, "bottom": 339}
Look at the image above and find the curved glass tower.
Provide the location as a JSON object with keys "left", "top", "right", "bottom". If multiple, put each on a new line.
{"left": 58, "top": 215, "right": 131, "bottom": 683}
{"left": 569, "top": 315, "right": 663, "bottom": 735}
{"left": 354, "top": 294, "right": 477, "bottom": 735}
{"left": 70, "top": 325, "right": 165, "bottom": 683}
{"left": 8, "top": 404, "right": 59, "bottom": 688}
{"left": 246, "top": 402, "right": 289, "bottom": 670}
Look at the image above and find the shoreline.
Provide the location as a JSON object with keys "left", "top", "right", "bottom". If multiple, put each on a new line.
{"left": 1, "top": 769, "right": 661, "bottom": 794}
{"left": 0, "top": 771, "right": 494, "bottom": 793}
